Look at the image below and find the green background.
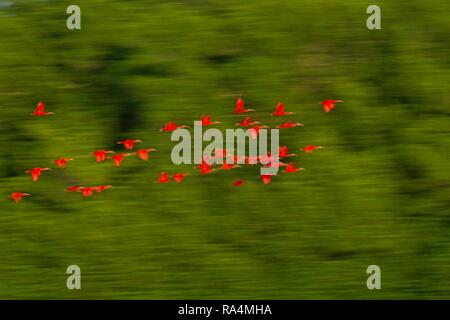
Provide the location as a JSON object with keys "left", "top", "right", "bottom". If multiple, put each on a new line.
{"left": 0, "top": 0, "right": 449, "bottom": 299}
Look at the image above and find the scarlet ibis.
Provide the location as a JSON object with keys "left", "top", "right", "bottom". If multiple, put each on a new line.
{"left": 222, "top": 163, "right": 239, "bottom": 170}
{"left": 277, "top": 121, "right": 304, "bottom": 129}
{"left": 322, "top": 99, "right": 343, "bottom": 113}
{"left": 234, "top": 98, "right": 254, "bottom": 114}
{"left": 263, "top": 161, "right": 287, "bottom": 168}
{"left": 302, "top": 145, "right": 324, "bottom": 153}
{"left": 284, "top": 163, "right": 304, "bottom": 173}
{"left": 135, "top": 148, "right": 157, "bottom": 161}
{"left": 66, "top": 186, "right": 81, "bottom": 192}
{"left": 261, "top": 174, "right": 274, "bottom": 185}
{"left": 279, "top": 146, "right": 295, "bottom": 158}
{"left": 173, "top": 173, "right": 187, "bottom": 183}
{"left": 80, "top": 187, "right": 95, "bottom": 197}
{"left": 26, "top": 167, "right": 50, "bottom": 182}
{"left": 160, "top": 121, "right": 189, "bottom": 132}
{"left": 233, "top": 179, "right": 245, "bottom": 187}
{"left": 94, "top": 185, "right": 112, "bottom": 193}
{"left": 31, "top": 101, "right": 54, "bottom": 116}
{"left": 235, "top": 117, "right": 260, "bottom": 127}
{"left": 201, "top": 115, "right": 220, "bottom": 126}
{"left": 249, "top": 125, "right": 269, "bottom": 139}
{"left": 93, "top": 150, "right": 114, "bottom": 163}
{"left": 157, "top": 172, "right": 170, "bottom": 183}
{"left": 54, "top": 157, "right": 74, "bottom": 169}
{"left": 110, "top": 153, "right": 132, "bottom": 167}
{"left": 10, "top": 192, "right": 31, "bottom": 203}
{"left": 198, "top": 161, "right": 214, "bottom": 174}
{"left": 117, "top": 139, "right": 142, "bottom": 151}
{"left": 272, "top": 102, "right": 294, "bottom": 116}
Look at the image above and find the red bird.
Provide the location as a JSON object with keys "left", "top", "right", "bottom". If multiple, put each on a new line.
{"left": 160, "top": 121, "right": 189, "bottom": 132}
{"left": 233, "top": 179, "right": 245, "bottom": 187}
{"left": 277, "top": 121, "right": 304, "bottom": 129}
{"left": 110, "top": 153, "right": 132, "bottom": 167}
{"left": 157, "top": 172, "right": 170, "bottom": 183}
{"left": 261, "top": 174, "right": 274, "bottom": 185}
{"left": 26, "top": 167, "right": 50, "bottom": 182}
{"left": 234, "top": 98, "right": 254, "bottom": 114}
{"left": 198, "top": 161, "right": 214, "bottom": 174}
{"left": 94, "top": 185, "right": 112, "bottom": 193}
{"left": 263, "top": 161, "right": 287, "bottom": 168}
{"left": 117, "top": 139, "right": 143, "bottom": 151}
{"left": 93, "top": 150, "right": 115, "bottom": 163}
{"left": 54, "top": 157, "right": 74, "bottom": 169}
{"left": 236, "top": 117, "right": 260, "bottom": 127}
{"left": 66, "top": 186, "right": 81, "bottom": 192}
{"left": 279, "top": 146, "right": 296, "bottom": 158}
{"left": 322, "top": 99, "right": 343, "bottom": 113}
{"left": 201, "top": 115, "right": 220, "bottom": 126}
{"left": 31, "top": 101, "right": 54, "bottom": 116}
{"left": 249, "top": 125, "right": 269, "bottom": 139}
{"left": 222, "top": 163, "right": 239, "bottom": 170}
{"left": 135, "top": 148, "right": 157, "bottom": 161}
{"left": 284, "top": 163, "right": 304, "bottom": 173}
{"left": 272, "top": 102, "right": 294, "bottom": 116}
{"left": 173, "top": 173, "right": 187, "bottom": 183}
{"left": 303, "top": 145, "right": 324, "bottom": 153}
{"left": 10, "top": 192, "right": 31, "bottom": 203}
{"left": 79, "top": 187, "right": 95, "bottom": 197}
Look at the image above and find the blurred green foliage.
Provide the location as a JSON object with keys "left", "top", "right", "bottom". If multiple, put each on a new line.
{"left": 0, "top": 0, "right": 449, "bottom": 299}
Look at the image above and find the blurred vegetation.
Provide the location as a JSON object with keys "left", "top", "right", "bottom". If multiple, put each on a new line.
{"left": 0, "top": 0, "right": 449, "bottom": 299}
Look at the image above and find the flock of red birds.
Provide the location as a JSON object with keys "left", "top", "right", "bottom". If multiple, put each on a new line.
{"left": 10, "top": 99, "right": 343, "bottom": 203}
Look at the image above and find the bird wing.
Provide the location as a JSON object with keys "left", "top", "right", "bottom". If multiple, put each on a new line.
{"left": 275, "top": 103, "right": 285, "bottom": 113}
{"left": 235, "top": 98, "right": 244, "bottom": 112}
{"left": 34, "top": 102, "right": 45, "bottom": 113}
